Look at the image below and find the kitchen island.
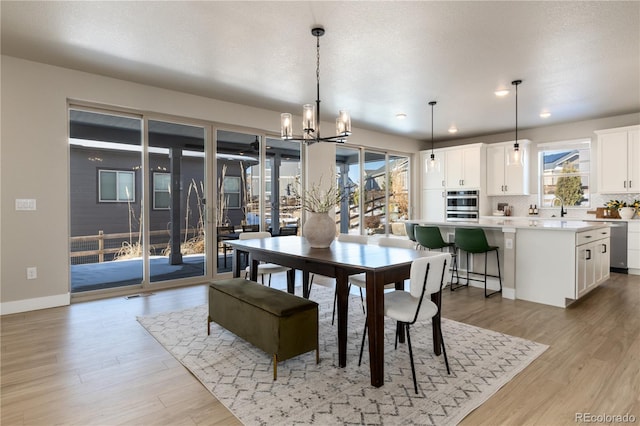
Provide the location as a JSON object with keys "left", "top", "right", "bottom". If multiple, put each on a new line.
{"left": 407, "top": 218, "right": 610, "bottom": 308}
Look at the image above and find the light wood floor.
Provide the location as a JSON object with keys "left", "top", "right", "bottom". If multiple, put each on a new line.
{"left": 1, "top": 272, "right": 638, "bottom": 425}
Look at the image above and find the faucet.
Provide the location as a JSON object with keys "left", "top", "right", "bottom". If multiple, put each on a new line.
{"left": 551, "top": 196, "right": 567, "bottom": 217}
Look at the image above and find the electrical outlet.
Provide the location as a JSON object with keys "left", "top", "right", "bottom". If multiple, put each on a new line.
{"left": 26, "top": 267, "right": 37, "bottom": 280}
{"left": 505, "top": 238, "right": 513, "bottom": 249}
{"left": 16, "top": 199, "right": 37, "bottom": 211}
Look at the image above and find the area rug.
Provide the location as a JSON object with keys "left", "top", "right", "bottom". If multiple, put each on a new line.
{"left": 138, "top": 286, "right": 547, "bottom": 425}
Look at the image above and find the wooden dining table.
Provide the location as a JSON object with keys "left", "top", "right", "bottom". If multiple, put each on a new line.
{"left": 226, "top": 235, "right": 442, "bottom": 388}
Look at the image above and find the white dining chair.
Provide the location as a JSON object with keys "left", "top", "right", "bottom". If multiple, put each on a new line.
{"left": 239, "top": 231, "right": 291, "bottom": 287}
{"left": 348, "top": 237, "right": 417, "bottom": 313}
{"left": 358, "top": 253, "right": 452, "bottom": 394}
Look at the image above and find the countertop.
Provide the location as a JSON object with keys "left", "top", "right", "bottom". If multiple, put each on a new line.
{"left": 409, "top": 217, "right": 610, "bottom": 232}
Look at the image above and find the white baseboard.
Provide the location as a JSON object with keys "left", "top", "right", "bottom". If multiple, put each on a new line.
{"left": 502, "top": 287, "right": 516, "bottom": 300}
{"left": 0, "top": 293, "right": 70, "bottom": 315}
{"left": 628, "top": 268, "right": 640, "bottom": 276}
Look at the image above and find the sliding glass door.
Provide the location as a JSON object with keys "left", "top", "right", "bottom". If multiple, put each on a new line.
{"left": 69, "top": 108, "right": 210, "bottom": 293}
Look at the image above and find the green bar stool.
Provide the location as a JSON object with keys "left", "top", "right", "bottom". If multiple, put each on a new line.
{"left": 454, "top": 228, "right": 502, "bottom": 297}
{"left": 404, "top": 222, "right": 417, "bottom": 245}
{"left": 414, "top": 225, "right": 459, "bottom": 288}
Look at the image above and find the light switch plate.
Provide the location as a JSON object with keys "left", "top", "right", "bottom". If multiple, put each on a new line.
{"left": 16, "top": 199, "right": 36, "bottom": 211}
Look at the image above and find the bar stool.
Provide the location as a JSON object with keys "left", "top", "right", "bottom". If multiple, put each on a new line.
{"left": 404, "top": 222, "right": 418, "bottom": 247}
{"left": 454, "top": 228, "right": 502, "bottom": 297}
{"left": 414, "top": 225, "right": 459, "bottom": 289}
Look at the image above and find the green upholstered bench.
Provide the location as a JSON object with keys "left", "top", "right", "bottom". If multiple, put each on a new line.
{"left": 207, "top": 278, "right": 319, "bottom": 380}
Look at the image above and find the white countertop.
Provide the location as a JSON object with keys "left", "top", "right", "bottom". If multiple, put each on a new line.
{"left": 409, "top": 217, "right": 609, "bottom": 232}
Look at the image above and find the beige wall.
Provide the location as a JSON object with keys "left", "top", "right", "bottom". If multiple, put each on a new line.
{"left": 0, "top": 55, "right": 421, "bottom": 313}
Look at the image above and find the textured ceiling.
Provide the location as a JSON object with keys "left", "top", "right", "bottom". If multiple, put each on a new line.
{"left": 2, "top": 1, "right": 639, "bottom": 142}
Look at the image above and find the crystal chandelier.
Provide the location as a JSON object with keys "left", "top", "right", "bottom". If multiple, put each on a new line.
{"left": 280, "top": 27, "right": 351, "bottom": 144}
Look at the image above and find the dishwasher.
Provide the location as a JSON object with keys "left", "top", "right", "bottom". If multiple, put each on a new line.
{"left": 607, "top": 221, "right": 628, "bottom": 273}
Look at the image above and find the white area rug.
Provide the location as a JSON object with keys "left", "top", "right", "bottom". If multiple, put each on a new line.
{"left": 138, "top": 286, "right": 547, "bottom": 425}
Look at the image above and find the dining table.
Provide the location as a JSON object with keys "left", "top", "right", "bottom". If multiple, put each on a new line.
{"left": 226, "top": 235, "right": 443, "bottom": 388}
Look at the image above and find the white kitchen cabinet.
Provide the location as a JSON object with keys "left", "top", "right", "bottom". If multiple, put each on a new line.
{"left": 486, "top": 140, "right": 530, "bottom": 196}
{"left": 596, "top": 125, "right": 640, "bottom": 193}
{"left": 420, "top": 150, "right": 446, "bottom": 190}
{"left": 445, "top": 143, "right": 484, "bottom": 189}
{"left": 575, "top": 227, "right": 610, "bottom": 299}
{"left": 422, "top": 189, "right": 446, "bottom": 222}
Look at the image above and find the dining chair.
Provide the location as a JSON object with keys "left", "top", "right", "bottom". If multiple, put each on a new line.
{"left": 309, "top": 233, "right": 368, "bottom": 325}
{"left": 217, "top": 225, "right": 236, "bottom": 268}
{"left": 414, "top": 225, "right": 459, "bottom": 289}
{"left": 348, "top": 237, "right": 418, "bottom": 312}
{"left": 239, "top": 232, "right": 291, "bottom": 287}
{"left": 358, "top": 253, "right": 452, "bottom": 394}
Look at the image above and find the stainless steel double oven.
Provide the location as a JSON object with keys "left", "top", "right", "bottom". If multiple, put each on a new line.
{"left": 446, "top": 190, "right": 479, "bottom": 222}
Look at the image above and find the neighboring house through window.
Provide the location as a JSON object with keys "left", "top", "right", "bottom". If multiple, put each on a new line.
{"left": 538, "top": 139, "right": 591, "bottom": 207}
{"left": 99, "top": 170, "right": 135, "bottom": 202}
{"left": 224, "top": 176, "right": 241, "bottom": 208}
{"left": 153, "top": 172, "right": 171, "bottom": 209}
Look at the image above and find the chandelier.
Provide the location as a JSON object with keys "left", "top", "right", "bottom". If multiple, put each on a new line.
{"left": 280, "top": 27, "right": 351, "bottom": 144}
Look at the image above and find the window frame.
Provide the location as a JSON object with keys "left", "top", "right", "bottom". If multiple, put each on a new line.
{"left": 223, "top": 176, "right": 241, "bottom": 208}
{"left": 152, "top": 172, "right": 171, "bottom": 210}
{"left": 537, "top": 139, "right": 591, "bottom": 209}
{"left": 98, "top": 169, "right": 136, "bottom": 203}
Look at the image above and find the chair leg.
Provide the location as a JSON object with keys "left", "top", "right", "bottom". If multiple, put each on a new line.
{"left": 484, "top": 249, "right": 502, "bottom": 298}
{"left": 406, "top": 324, "right": 418, "bottom": 394}
{"left": 358, "top": 320, "right": 368, "bottom": 366}
{"left": 268, "top": 274, "right": 272, "bottom": 287}
{"left": 439, "top": 324, "right": 451, "bottom": 375}
{"left": 359, "top": 287, "right": 365, "bottom": 314}
{"left": 450, "top": 250, "right": 468, "bottom": 291}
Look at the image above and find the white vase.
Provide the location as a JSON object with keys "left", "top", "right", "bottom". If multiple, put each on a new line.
{"left": 303, "top": 212, "right": 336, "bottom": 248}
{"left": 618, "top": 207, "right": 636, "bottom": 219}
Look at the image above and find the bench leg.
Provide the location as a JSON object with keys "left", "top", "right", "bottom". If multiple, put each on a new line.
{"left": 207, "top": 315, "right": 211, "bottom": 336}
{"left": 316, "top": 348, "right": 320, "bottom": 364}
{"left": 273, "top": 354, "right": 278, "bottom": 381}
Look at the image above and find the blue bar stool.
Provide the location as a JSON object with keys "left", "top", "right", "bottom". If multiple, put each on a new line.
{"left": 414, "top": 225, "right": 459, "bottom": 288}
{"left": 454, "top": 228, "right": 502, "bottom": 297}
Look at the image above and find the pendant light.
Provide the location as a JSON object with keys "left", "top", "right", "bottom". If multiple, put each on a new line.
{"left": 426, "top": 101, "right": 440, "bottom": 173}
{"left": 507, "top": 79, "right": 523, "bottom": 166}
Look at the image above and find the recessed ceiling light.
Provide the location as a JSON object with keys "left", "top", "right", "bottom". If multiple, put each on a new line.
{"left": 495, "top": 89, "right": 510, "bottom": 97}
{"left": 539, "top": 111, "right": 551, "bottom": 118}
{"left": 448, "top": 126, "right": 458, "bottom": 134}
{"left": 396, "top": 113, "right": 407, "bottom": 120}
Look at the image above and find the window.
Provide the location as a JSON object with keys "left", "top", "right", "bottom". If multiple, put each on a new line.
{"left": 153, "top": 172, "right": 171, "bottom": 209}
{"left": 99, "top": 170, "right": 135, "bottom": 202}
{"left": 538, "top": 140, "right": 590, "bottom": 207}
{"left": 223, "top": 176, "right": 241, "bottom": 208}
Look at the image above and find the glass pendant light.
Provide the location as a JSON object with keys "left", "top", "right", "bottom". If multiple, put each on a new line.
{"left": 426, "top": 101, "right": 440, "bottom": 173}
{"left": 507, "top": 80, "right": 524, "bottom": 167}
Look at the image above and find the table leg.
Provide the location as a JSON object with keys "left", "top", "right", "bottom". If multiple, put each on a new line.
{"left": 286, "top": 269, "right": 295, "bottom": 294}
{"left": 302, "top": 271, "right": 311, "bottom": 299}
{"left": 249, "top": 256, "right": 258, "bottom": 282}
{"left": 231, "top": 249, "right": 241, "bottom": 278}
{"left": 431, "top": 292, "right": 442, "bottom": 355}
{"left": 366, "top": 271, "right": 385, "bottom": 387}
{"left": 335, "top": 268, "right": 349, "bottom": 368}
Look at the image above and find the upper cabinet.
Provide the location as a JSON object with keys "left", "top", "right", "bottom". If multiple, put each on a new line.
{"left": 445, "top": 144, "right": 484, "bottom": 189}
{"left": 486, "top": 140, "right": 530, "bottom": 196}
{"left": 596, "top": 125, "right": 640, "bottom": 194}
{"left": 420, "top": 149, "right": 446, "bottom": 190}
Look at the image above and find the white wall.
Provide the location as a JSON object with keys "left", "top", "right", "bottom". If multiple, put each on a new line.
{"left": 0, "top": 56, "right": 421, "bottom": 314}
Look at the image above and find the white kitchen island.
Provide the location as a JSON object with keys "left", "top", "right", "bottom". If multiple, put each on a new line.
{"left": 407, "top": 218, "right": 610, "bottom": 308}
